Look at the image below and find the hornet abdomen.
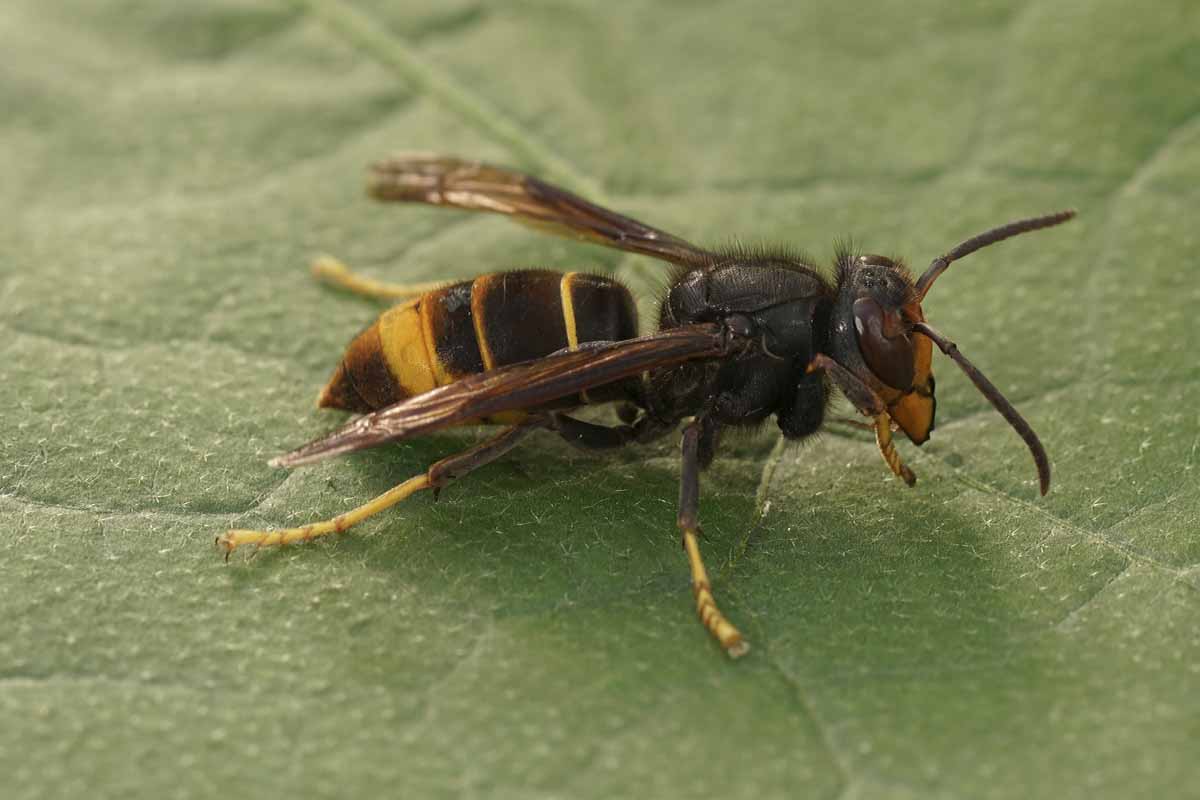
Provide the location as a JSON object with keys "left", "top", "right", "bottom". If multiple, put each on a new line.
{"left": 317, "top": 269, "right": 639, "bottom": 419}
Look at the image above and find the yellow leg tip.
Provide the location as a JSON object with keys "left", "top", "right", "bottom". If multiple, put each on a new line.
{"left": 216, "top": 475, "right": 434, "bottom": 562}
{"left": 217, "top": 529, "right": 282, "bottom": 557}
{"left": 217, "top": 522, "right": 341, "bottom": 558}
{"left": 711, "top": 615, "right": 750, "bottom": 658}
{"left": 311, "top": 255, "right": 349, "bottom": 281}
{"left": 725, "top": 638, "right": 751, "bottom": 659}
{"left": 874, "top": 413, "right": 918, "bottom": 487}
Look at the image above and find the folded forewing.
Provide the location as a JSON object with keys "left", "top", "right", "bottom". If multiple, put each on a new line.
{"left": 272, "top": 324, "right": 727, "bottom": 468}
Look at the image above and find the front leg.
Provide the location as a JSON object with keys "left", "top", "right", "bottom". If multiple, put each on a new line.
{"left": 807, "top": 355, "right": 916, "bottom": 486}
{"left": 678, "top": 419, "right": 749, "bottom": 658}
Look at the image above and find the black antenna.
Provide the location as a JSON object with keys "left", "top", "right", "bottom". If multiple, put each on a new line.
{"left": 915, "top": 210, "right": 1076, "bottom": 300}
{"left": 912, "top": 321, "right": 1051, "bottom": 495}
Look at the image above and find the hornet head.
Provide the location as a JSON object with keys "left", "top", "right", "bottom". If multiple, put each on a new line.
{"left": 827, "top": 210, "right": 1076, "bottom": 494}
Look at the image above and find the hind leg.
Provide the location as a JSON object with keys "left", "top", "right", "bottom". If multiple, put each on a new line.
{"left": 311, "top": 255, "right": 446, "bottom": 301}
{"left": 218, "top": 420, "right": 543, "bottom": 557}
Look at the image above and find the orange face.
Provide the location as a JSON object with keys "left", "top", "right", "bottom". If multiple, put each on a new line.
{"left": 886, "top": 298, "right": 935, "bottom": 444}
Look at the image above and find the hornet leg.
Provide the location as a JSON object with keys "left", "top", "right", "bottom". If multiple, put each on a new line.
{"left": 311, "top": 255, "right": 447, "bottom": 301}
{"left": 218, "top": 419, "right": 543, "bottom": 557}
{"left": 807, "top": 354, "right": 916, "bottom": 486}
{"left": 678, "top": 420, "right": 749, "bottom": 658}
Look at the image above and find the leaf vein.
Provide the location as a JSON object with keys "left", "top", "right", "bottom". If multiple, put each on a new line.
{"left": 292, "top": 0, "right": 603, "bottom": 197}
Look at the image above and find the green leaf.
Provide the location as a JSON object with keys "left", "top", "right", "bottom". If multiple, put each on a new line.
{"left": 3, "top": 1, "right": 1198, "bottom": 798}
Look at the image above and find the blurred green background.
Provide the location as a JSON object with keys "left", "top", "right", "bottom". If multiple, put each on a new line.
{"left": 2, "top": 1, "right": 1198, "bottom": 798}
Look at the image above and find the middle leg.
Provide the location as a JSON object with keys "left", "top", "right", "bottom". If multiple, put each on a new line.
{"left": 678, "top": 419, "right": 749, "bottom": 658}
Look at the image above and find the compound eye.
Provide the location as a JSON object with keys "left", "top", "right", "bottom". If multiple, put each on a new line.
{"left": 853, "top": 297, "right": 915, "bottom": 390}
{"left": 858, "top": 254, "right": 895, "bottom": 268}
